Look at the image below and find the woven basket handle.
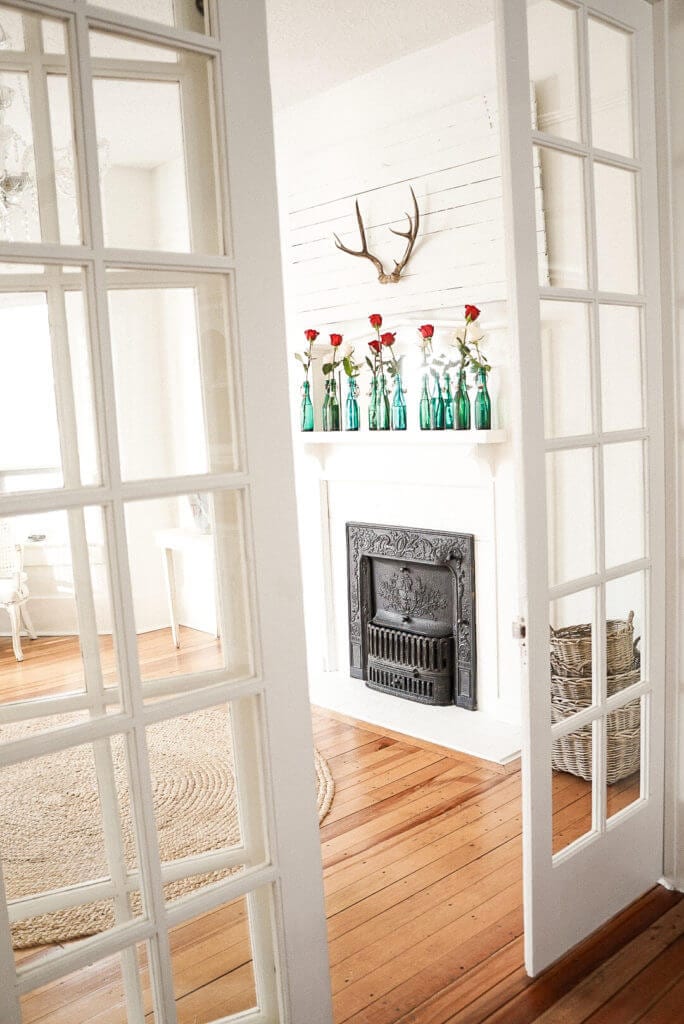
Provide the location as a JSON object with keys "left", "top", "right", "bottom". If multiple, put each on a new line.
{"left": 627, "top": 610, "right": 635, "bottom": 627}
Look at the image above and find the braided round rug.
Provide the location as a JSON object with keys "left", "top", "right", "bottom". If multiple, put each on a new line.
{"left": 0, "top": 707, "right": 334, "bottom": 948}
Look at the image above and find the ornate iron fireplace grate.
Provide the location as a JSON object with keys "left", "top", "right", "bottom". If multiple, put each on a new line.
{"left": 367, "top": 623, "right": 453, "bottom": 705}
{"left": 346, "top": 522, "right": 477, "bottom": 709}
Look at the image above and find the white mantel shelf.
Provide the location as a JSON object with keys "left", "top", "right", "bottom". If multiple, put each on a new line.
{"left": 297, "top": 429, "right": 507, "bottom": 447}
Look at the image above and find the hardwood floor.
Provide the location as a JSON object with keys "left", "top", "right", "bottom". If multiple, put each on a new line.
{"left": 2, "top": 633, "right": 681, "bottom": 1022}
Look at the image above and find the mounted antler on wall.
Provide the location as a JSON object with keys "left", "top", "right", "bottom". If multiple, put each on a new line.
{"left": 333, "top": 186, "right": 420, "bottom": 284}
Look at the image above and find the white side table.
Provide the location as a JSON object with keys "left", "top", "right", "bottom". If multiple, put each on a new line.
{"left": 154, "top": 527, "right": 216, "bottom": 649}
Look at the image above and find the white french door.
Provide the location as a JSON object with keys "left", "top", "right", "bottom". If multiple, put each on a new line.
{"left": 497, "top": 0, "right": 666, "bottom": 975}
{"left": 0, "top": 2, "right": 333, "bottom": 1022}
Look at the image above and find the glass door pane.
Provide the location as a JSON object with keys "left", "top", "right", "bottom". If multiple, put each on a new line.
{"left": 91, "top": 33, "right": 222, "bottom": 253}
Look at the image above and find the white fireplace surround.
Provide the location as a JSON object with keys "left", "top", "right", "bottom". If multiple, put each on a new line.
{"left": 292, "top": 407, "right": 523, "bottom": 764}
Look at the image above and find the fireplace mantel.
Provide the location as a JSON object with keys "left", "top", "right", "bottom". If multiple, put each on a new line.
{"left": 298, "top": 430, "right": 507, "bottom": 448}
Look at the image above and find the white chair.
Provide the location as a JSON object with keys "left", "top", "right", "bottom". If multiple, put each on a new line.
{"left": 0, "top": 519, "right": 36, "bottom": 661}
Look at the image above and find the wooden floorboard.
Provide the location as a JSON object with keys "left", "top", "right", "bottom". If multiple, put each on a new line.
{"left": 1, "top": 633, "right": 681, "bottom": 1022}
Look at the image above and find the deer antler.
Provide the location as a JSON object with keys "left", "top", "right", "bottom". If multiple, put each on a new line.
{"left": 333, "top": 200, "right": 388, "bottom": 281}
{"left": 388, "top": 186, "right": 420, "bottom": 282}
{"left": 333, "top": 187, "right": 421, "bottom": 284}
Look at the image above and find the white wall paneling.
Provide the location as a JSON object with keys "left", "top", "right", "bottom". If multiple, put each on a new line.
{"left": 278, "top": 25, "right": 548, "bottom": 325}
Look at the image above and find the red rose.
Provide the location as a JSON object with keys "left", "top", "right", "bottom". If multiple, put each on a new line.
{"left": 305, "top": 328, "right": 319, "bottom": 341}
{"left": 369, "top": 313, "right": 383, "bottom": 329}
{"left": 464, "top": 305, "right": 481, "bottom": 323}
{"left": 369, "top": 339, "right": 381, "bottom": 353}
{"left": 330, "top": 333, "right": 343, "bottom": 347}
{"left": 380, "top": 332, "right": 396, "bottom": 347}
{"left": 418, "top": 324, "right": 434, "bottom": 339}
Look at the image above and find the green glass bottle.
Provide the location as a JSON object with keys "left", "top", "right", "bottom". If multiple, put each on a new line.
{"left": 328, "top": 378, "right": 341, "bottom": 431}
{"left": 376, "top": 373, "right": 390, "bottom": 431}
{"left": 368, "top": 376, "right": 378, "bottom": 430}
{"left": 322, "top": 379, "right": 331, "bottom": 431}
{"left": 444, "top": 372, "right": 455, "bottom": 430}
{"left": 456, "top": 369, "right": 471, "bottom": 430}
{"left": 419, "top": 372, "right": 431, "bottom": 430}
{"left": 345, "top": 378, "right": 360, "bottom": 431}
{"left": 474, "top": 368, "right": 492, "bottom": 430}
{"left": 391, "top": 373, "right": 407, "bottom": 431}
{"left": 300, "top": 380, "right": 314, "bottom": 431}
{"left": 431, "top": 375, "right": 445, "bottom": 430}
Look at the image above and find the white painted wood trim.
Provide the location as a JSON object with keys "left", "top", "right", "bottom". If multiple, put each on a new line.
{"left": 215, "top": 1, "right": 333, "bottom": 1020}
{"left": 498, "top": 0, "right": 666, "bottom": 976}
{"left": 654, "top": 0, "right": 683, "bottom": 894}
{"left": 495, "top": 0, "right": 551, "bottom": 977}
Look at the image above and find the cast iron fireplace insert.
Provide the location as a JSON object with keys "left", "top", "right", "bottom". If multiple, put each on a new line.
{"left": 346, "top": 522, "right": 477, "bottom": 709}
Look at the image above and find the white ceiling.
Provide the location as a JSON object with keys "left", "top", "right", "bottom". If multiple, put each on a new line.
{"left": 265, "top": 0, "right": 494, "bottom": 109}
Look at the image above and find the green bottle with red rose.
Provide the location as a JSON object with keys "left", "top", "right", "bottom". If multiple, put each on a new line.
{"left": 464, "top": 305, "right": 491, "bottom": 430}
{"left": 295, "top": 328, "right": 318, "bottom": 430}
{"left": 380, "top": 329, "right": 406, "bottom": 431}
{"left": 368, "top": 314, "right": 391, "bottom": 430}
{"left": 367, "top": 316, "right": 382, "bottom": 430}
{"left": 417, "top": 324, "right": 434, "bottom": 430}
{"left": 453, "top": 304, "right": 491, "bottom": 430}
{"left": 322, "top": 332, "right": 344, "bottom": 431}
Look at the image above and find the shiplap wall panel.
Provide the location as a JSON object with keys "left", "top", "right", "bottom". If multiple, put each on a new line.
{"left": 282, "top": 90, "right": 546, "bottom": 328}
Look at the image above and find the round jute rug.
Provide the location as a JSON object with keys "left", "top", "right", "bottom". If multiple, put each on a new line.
{"left": 0, "top": 707, "right": 334, "bottom": 949}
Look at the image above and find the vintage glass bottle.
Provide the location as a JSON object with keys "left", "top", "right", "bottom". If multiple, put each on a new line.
{"left": 443, "top": 372, "right": 455, "bottom": 430}
{"left": 345, "top": 378, "right": 360, "bottom": 431}
{"left": 391, "top": 373, "right": 407, "bottom": 430}
{"left": 376, "top": 373, "right": 390, "bottom": 431}
{"left": 431, "top": 375, "right": 445, "bottom": 430}
{"left": 368, "top": 376, "right": 378, "bottom": 430}
{"left": 327, "top": 378, "right": 341, "bottom": 431}
{"left": 300, "top": 380, "right": 314, "bottom": 431}
{"left": 419, "top": 372, "right": 432, "bottom": 430}
{"left": 321, "top": 379, "right": 331, "bottom": 431}
{"left": 456, "top": 369, "right": 471, "bottom": 430}
{"left": 474, "top": 368, "right": 492, "bottom": 430}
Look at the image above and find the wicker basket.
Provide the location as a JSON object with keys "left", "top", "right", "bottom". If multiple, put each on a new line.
{"left": 550, "top": 648, "right": 641, "bottom": 784}
{"left": 552, "top": 725, "right": 641, "bottom": 785}
{"left": 551, "top": 695, "right": 641, "bottom": 733}
{"left": 550, "top": 665, "right": 640, "bottom": 703}
{"left": 550, "top": 612, "right": 636, "bottom": 678}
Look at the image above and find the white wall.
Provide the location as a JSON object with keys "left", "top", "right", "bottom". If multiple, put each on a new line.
{"left": 275, "top": 22, "right": 524, "bottom": 725}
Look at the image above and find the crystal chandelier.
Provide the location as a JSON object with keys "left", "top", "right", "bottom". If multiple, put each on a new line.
{"left": 0, "top": 25, "right": 34, "bottom": 240}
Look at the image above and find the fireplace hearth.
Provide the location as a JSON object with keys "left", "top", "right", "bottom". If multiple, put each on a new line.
{"left": 346, "top": 522, "right": 477, "bottom": 709}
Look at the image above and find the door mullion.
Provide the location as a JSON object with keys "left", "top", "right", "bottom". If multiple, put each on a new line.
{"left": 0, "top": 860, "right": 21, "bottom": 1022}
{"left": 23, "top": 14, "right": 61, "bottom": 242}
{"left": 71, "top": 8, "right": 178, "bottom": 1021}
{"left": 67, "top": 504, "right": 146, "bottom": 1023}
{"left": 578, "top": 1, "right": 609, "bottom": 833}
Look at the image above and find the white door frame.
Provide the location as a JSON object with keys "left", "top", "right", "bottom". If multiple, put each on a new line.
{"left": 497, "top": 0, "right": 667, "bottom": 975}
{"left": 654, "top": 0, "right": 684, "bottom": 898}
{"left": 0, "top": 2, "right": 333, "bottom": 1021}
